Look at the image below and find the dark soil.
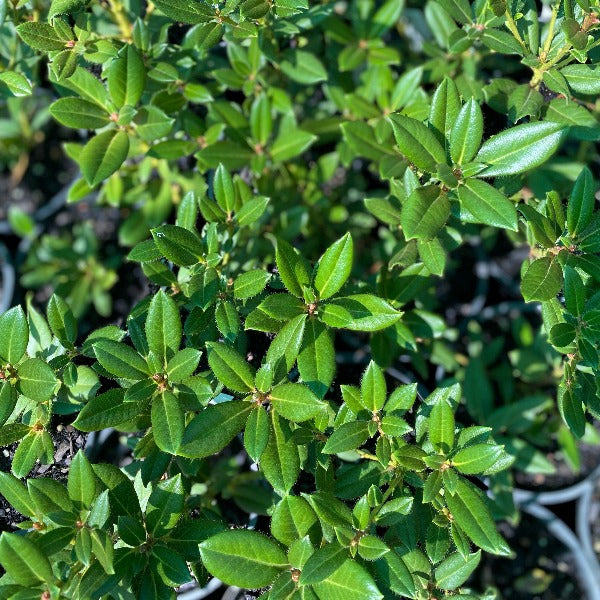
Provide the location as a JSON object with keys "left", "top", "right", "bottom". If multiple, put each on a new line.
{"left": 0, "top": 421, "right": 86, "bottom": 532}
{"left": 475, "top": 515, "right": 582, "bottom": 600}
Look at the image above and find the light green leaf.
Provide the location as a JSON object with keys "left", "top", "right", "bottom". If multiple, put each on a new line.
{"left": 429, "top": 398, "right": 455, "bottom": 454}
{"left": 312, "top": 559, "right": 383, "bottom": 600}
{"left": 390, "top": 114, "right": 446, "bottom": 172}
{"left": 297, "top": 319, "right": 335, "bottom": 398}
{"left": 244, "top": 406, "right": 270, "bottom": 462}
{"left": 17, "top": 358, "right": 58, "bottom": 402}
{"left": 73, "top": 389, "right": 141, "bottom": 431}
{"left": 49, "top": 97, "right": 110, "bottom": 129}
{"left": 206, "top": 342, "right": 255, "bottom": 393}
{"left": 271, "top": 127, "right": 317, "bottom": 162}
{"left": 275, "top": 238, "right": 312, "bottom": 298}
{"left": 323, "top": 421, "right": 370, "bottom": 454}
{"left": 567, "top": 167, "right": 595, "bottom": 236}
{"left": 93, "top": 340, "right": 148, "bottom": 380}
{"left": 561, "top": 64, "right": 600, "bottom": 95}
{"left": 214, "top": 163, "right": 236, "bottom": 214}
{"left": 68, "top": 450, "right": 97, "bottom": 509}
{"left": 320, "top": 294, "right": 402, "bottom": 332}
{"left": 445, "top": 478, "right": 510, "bottom": 555}
{"left": 234, "top": 270, "right": 271, "bottom": 300}
{"left": 521, "top": 257, "right": 563, "bottom": 302}
{"left": 146, "top": 290, "right": 182, "bottom": 365}
{"left": 452, "top": 444, "right": 504, "bottom": 474}
{"left": 16, "top": 22, "right": 65, "bottom": 51}
{"left": 299, "top": 543, "right": 347, "bottom": 585}
{"left": 152, "top": 390, "right": 185, "bottom": 454}
{"left": 261, "top": 412, "right": 300, "bottom": 494}
{"left": 458, "top": 179, "right": 518, "bottom": 231}
{"left": 0, "top": 306, "right": 28, "bottom": 364}
{"left": 361, "top": 361, "right": 386, "bottom": 412}
{"left": 269, "top": 383, "right": 324, "bottom": 422}
{"left": 47, "top": 294, "right": 77, "bottom": 348}
{"left": 166, "top": 348, "right": 201, "bottom": 383}
{"left": 153, "top": 0, "right": 216, "bottom": 23}
{"left": 0, "top": 532, "right": 55, "bottom": 586}
{"left": 152, "top": 224, "right": 204, "bottom": 266}
{"left": 401, "top": 186, "right": 449, "bottom": 240}
{"left": 80, "top": 130, "right": 130, "bottom": 187}
{"left": 279, "top": 49, "right": 327, "bottom": 84}
{"left": 435, "top": 551, "right": 481, "bottom": 590}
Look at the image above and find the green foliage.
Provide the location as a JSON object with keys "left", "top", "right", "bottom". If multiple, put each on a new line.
{"left": 0, "top": 0, "right": 600, "bottom": 598}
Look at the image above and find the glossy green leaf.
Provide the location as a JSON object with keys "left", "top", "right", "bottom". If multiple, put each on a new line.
{"left": 261, "top": 412, "right": 300, "bottom": 494}
{"left": 567, "top": 167, "right": 595, "bottom": 237}
{"left": 450, "top": 98, "right": 483, "bottom": 164}
{"left": 73, "top": 389, "right": 140, "bottom": 431}
{"left": 312, "top": 559, "right": 383, "bottom": 600}
{"left": 297, "top": 319, "right": 335, "bottom": 398}
{"left": 299, "top": 543, "right": 347, "bottom": 584}
{"left": 452, "top": 444, "right": 504, "bottom": 474}
{"left": 0, "top": 472, "right": 36, "bottom": 518}
{"left": 200, "top": 530, "right": 287, "bottom": 589}
{"left": 271, "top": 496, "right": 317, "bottom": 545}
{"left": 361, "top": 360, "right": 386, "bottom": 412}
{"left": 206, "top": 342, "right": 255, "bottom": 393}
{"left": 68, "top": 450, "right": 97, "bottom": 509}
{"left": 244, "top": 406, "right": 270, "bottom": 462}
{"left": 47, "top": 294, "right": 77, "bottom": 348}
{"left": 234, "top": 270, "right": 271, "bottom": 300}
{"left": 152, "top": 0, "right": 215, "bottom": 23}
{"left": 445, "top": 478, "right": 510, "bottom": 555}
{"left": 429, "top": 77, "right": 461, "bottom": 145}
{"left": 166, "top": 348, "right": 201, "bottom": 383}
{"left": 561, "top": 64, "right": 600, "bottom": 95}
{"left": 476, "top": 122, "right": 566, "bottom": 177}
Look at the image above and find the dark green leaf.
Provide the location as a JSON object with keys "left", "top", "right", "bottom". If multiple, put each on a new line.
{"left": 179, "top": 401, "right": 252, "bottom": 458}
